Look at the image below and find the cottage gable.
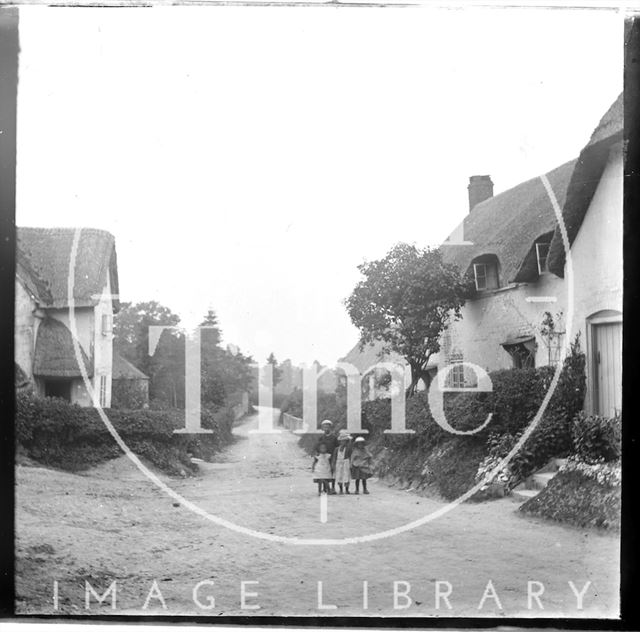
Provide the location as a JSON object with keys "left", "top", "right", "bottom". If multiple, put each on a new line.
{"left": 15, "top": 226, "right": 120, "bottom": 407}
{"left": 17, "top": 227, "right": 120, "bottom": 310}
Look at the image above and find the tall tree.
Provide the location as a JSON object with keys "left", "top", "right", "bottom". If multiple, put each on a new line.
{"left": 345, "top": 243, "right": 472, "bottom": 395}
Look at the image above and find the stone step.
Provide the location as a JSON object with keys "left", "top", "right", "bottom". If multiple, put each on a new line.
{"left": 531, "top": 471, "right": 555, "bottom": 489}
{"left": 512, "top": 488, "right": 539, "bottom": 502}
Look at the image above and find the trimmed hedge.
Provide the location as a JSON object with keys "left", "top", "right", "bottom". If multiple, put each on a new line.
{"left": 290, "top": 340, "right": 586, "bottom": 501}
{"left": 16, "top": 392, "right": 235, "bottom": 475}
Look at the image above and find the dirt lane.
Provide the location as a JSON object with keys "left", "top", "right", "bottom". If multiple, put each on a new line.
{"left": 16, "top": 408, "right": 619, "bottom": 617}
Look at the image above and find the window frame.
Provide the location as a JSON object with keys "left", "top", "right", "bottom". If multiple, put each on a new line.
{"left": 472, "top": 258, "right": 499, "bottom": 291}
{"left": 536, "top": 242, "right": 550, "bottom": 275}
{"left": 450, "top": 363, "right": 465, "bottom": 388}
{"left": 504, "top": 341, "right": 536, "bottom": 369}
{"left": 99, "top": 375, "right": 108, "bottom": 407}
{"left": 473, "top": 263, "right": 488, "bottom": 291}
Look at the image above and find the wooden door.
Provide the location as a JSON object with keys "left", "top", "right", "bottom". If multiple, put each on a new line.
{"left": 594, "top": 321, "right": 622, "bottom": 417}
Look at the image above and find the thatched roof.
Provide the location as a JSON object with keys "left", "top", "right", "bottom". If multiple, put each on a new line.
{"left": 113, "top": 352, "right": 149, "bottom": 381}
{"left": 441, "top": 159, "right": 576, "bottom": 284}
{"left": 15, "top": 363, "right": 30, "bottom": 389}
{"left": 339, "top": 339, "right": 407, "bottom": 373}
{"left": 16, "top": 247, "right": 52, "bottom": 303}
{"left": 547, "top": 93, "right": 623, "bottom": 277}
{"left": 33, "top": 317, "right": 93, "bottom": 378}
{"left": 17, "top": 227, "right": 120, "bottom": 310}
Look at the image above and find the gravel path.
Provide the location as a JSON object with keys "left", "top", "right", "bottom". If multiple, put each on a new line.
{"left": 15, "top": 408, "right": 619, "bottom": 617}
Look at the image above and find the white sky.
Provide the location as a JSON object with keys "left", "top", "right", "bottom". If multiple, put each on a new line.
{"left": 16, "top": 5, "right": 623, "bottom": 366}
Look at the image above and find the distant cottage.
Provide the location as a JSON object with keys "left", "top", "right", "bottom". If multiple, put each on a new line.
{"left": 15, "top": 227, "right": 147, "bottom": 407}
{"left": 344, "top": 94, "right": 622, "bottom": 417}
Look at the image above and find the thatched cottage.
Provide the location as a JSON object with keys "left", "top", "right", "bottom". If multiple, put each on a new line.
{"left": 343, "top": 94, "right": 622, "bottom": 417}
{"left": 15, "top": 227, "right": 126, "bottom": 407}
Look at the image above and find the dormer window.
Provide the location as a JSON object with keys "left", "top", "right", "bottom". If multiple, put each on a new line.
{"left": 536, "top": 242, "right": 550, "bottom": 274}
{"left": 472, "top": 256, "right": 500, "bottom": 291}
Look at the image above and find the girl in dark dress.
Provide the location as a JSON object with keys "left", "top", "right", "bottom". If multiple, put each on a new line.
{"left": 350, "top": 436, "right": 373, "bottom": 495}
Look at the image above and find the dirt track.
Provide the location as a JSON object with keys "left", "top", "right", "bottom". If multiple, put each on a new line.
{"left": 15, "top": 408, "right": 619, "bottom": 617}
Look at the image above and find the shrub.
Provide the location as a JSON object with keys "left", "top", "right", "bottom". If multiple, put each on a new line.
{"left": 353, "top": 336, "right": 586, "bottom": 497}
{"left": 111, "top": 379, "right": 149, "bottom": 410}
{"left": 572, "top": 411, "right": 621, "bottom": 464}
{"left": 15, "top": 392, "right": 235, "bottom": 474}
{"left": 520, "top": 466, "right": 621, "bottom": 530}
{"left": 426, "top": 437, "right": 487, "bottom": 500}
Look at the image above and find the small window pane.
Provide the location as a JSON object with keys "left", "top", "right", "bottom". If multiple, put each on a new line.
{"left": 474, "top": 263, "right": 487, "bottom": 290}
{"left": 536, "top": 243, "right": 550, "bottom": 274}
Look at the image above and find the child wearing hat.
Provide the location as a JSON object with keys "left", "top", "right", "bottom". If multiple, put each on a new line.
{"left": 331, "top": 430, "right": 352, "bottom": 494}
{"left": 316, "top": 419, "right": 338, "bottom": 494}
{"left": 350, "top": 436, "right": 373, "bottom": 495}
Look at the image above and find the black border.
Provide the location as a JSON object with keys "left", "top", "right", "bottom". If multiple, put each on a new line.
{"left": 0, "top": 5, "right": 18, "bottom": 623}
{"left": 1, "top": 6, "right": 638, "bottom": 629}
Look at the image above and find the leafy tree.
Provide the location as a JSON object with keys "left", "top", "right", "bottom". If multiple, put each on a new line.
{"left": 345, "top": 243, "right": 472, "bottom": 395}
{"left": 113, "top": 301, "right": 185, "bottom": 406}
{"left": 114, "top": 303, "right": 255, "bottom": 410}
{"left": 198, "top": 310, "right": 255, "bottom": 407}
{"left": 113, "top": 301, "right": 181, "bottom": 376}
{"left": 265, "top": 352, "right": 283, "bottom": 388}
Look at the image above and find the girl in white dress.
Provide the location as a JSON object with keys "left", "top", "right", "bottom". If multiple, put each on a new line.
{"left": 312, "top": 443, "right": 333, "bottom": 495}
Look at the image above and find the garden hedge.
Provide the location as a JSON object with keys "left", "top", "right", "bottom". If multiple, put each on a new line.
{"left": 289, "top": 339, "right": 586, "bottom": 500}
{"left": 16, "top": 392, "right": 236, "bottom": 475}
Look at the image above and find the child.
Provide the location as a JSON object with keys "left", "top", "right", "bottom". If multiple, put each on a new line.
{"left": 312, "top": 443, "right": 333, "bottom": 495}
{"left": 332, "top": 430, "right": 352, "bottom": 494}
{"left": 350, "top": 436, "right": 373, "bottom": 495}
{"left": 315, "top": 419, "right": 338, "bottom": 494}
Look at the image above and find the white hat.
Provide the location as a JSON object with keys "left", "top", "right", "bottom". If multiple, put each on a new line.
{"left": 338, "top": 430, "right": 351, "bottom": 441}
{"left": 320, "top": 419, "right": 333, "bottom": 427}
{"left": 354, "top": 436, "right": 365, "bottom": 443}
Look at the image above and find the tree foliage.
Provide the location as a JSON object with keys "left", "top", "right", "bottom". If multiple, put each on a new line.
{"left": 113, "top": 303, "right": 254, "bottom": 409}
{"left": 345, "top": 243, "right": 472, "bottom": 394}
{"left": 265, "top": 352, "right": 283, "bottom": 388}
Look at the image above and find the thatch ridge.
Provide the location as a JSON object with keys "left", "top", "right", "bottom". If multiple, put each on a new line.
{"left": 17, "top": 227, "right": 120, "bottom": 310}
{"left": 547, "top": 93, "right": 623, "bottom": 277}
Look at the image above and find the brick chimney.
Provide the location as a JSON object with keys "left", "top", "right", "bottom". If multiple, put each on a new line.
{"left": 468, "top": 175, "right": 494, "bottom": 212}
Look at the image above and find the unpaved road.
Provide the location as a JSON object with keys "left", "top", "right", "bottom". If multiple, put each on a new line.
{"left": 15, "top": 408, "right": 619, "bottom": 617}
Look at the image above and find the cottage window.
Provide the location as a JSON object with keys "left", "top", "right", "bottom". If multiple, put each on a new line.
{"left": 101, "top": 314, "right": 112, "bottom": 336}
{"left": 450, "top": 363, "right": 465, "bottom": 388}
{"left": 99, "top": 375, "right": 108, "bottom": 407}
{"left": 536, "top": 243, "right": 550, "bottom": 274}
{"left": 503, "top": 341, "right": 536, "bottom": 369}
{"left": 473, "top": 261, "right": 499, "bottom": 291}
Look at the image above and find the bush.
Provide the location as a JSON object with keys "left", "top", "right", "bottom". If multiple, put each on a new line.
{"left": 572, "top": 411, "right": 621, "bottom": 464}
{"left": 350, "top": 337, "right": 586, "bottom": 498}
{"left": 520, "top": 466, "right": 621, "bottom": 530}
{"left": 15, "top": 392, "right": 235, "bottom": 475}
{"left": 111, "top": 379, "right": 149, "bottom": 410}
